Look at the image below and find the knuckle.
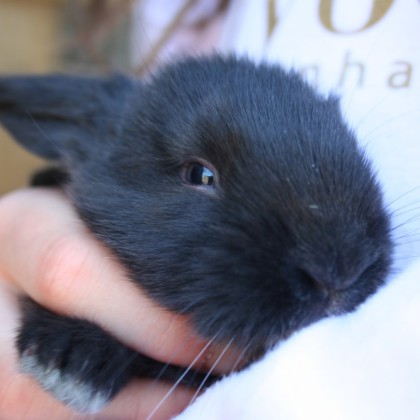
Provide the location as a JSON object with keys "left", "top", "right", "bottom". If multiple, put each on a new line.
{"left": 35, "top": 234, "right": 89, "bottom": 304}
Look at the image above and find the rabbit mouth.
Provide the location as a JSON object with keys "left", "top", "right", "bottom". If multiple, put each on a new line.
{"left": 324, "top": 287, "right": 368, "bottom": 317}
{"left": 325, "top": 294, "right": 350, "bottom": 316}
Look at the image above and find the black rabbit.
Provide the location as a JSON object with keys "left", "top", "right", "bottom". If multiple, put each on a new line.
{"left": 0, "top": 55, "right": 393, "bottom": 413}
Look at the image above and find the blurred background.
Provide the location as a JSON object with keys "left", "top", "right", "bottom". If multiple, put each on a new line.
{"left": 0, "top": 0, "right": 228, "bottom": 195}
{"left": 0, "top": 0, "right": 132, "bottom": 194}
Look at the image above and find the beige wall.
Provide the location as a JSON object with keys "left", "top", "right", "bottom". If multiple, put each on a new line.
{"left": 0, "top": 0, "right": 60, "bottom": 194}
{"left": 0, "top": 0, "right": 131, "bottom": 195}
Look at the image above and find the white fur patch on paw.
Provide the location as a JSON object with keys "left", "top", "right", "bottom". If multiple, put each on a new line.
{"left": 20, "top": 352, "right": 111, "bottom": 413}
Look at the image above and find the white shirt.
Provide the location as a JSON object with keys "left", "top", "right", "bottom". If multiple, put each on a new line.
{"left": 218, "top": 0, "right": 420, "bottom": 272}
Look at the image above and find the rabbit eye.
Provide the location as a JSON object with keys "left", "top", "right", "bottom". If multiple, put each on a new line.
{"left": 186, "top": 162, "right": 214, "bottom": 186}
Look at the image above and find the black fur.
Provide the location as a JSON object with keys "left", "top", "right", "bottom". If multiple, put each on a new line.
{"left": 17, "top": 299, "right": 214, "bottom": 407}
{"left": 0, "top": 56, "right": 393, "bottom": 411}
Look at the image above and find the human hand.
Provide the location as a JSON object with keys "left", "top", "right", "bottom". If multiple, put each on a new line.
{"left": 0, "top": 189, "right": 237, "bottom": 419}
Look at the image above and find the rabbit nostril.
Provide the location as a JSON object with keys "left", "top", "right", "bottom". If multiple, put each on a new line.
{"left": 298, "top": 267, "right": 360, "bottom": 295}
{"left": 299, "top": 269, "right": 329, "bottom": 296}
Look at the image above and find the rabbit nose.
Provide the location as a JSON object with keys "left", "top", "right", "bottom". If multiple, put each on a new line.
{"left": 300, "top": 268, "right": 359, "bottom": 293}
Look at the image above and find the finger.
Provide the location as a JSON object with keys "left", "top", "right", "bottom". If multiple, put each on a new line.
{"left": 101, "top": 380, "right": 195, "bottom": 420}
{"left": 0, "top": 279, "right": 77, "bottom": 419}
{"left": 1, "top": 377, "right": 194, "bottom": 420}
{"left": 0, "top": 281, "right": 193, "bottom": 419}
{"left": 0, "top": 189, "right": 240, "bottom": 372}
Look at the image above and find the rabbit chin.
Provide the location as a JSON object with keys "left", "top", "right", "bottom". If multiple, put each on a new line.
{"left": 324, "top": 289, "right": 367, "bottom": 317}
{"left": 233, "top": 291, "right": 366, "bottom": 361}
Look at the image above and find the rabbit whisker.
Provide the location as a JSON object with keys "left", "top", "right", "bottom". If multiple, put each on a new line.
{"left": 145, "top": 332, "right": 219, "bottom": 420}
{"left": 391, "top": 214, "right": 420, "bottom": 232}
{"left": 188, "top": 338, "right": 234, "bottom": 407}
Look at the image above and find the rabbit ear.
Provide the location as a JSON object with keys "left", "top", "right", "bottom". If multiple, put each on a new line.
{"left": 0, "top": 74, "right": 134, "bottom": 160}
